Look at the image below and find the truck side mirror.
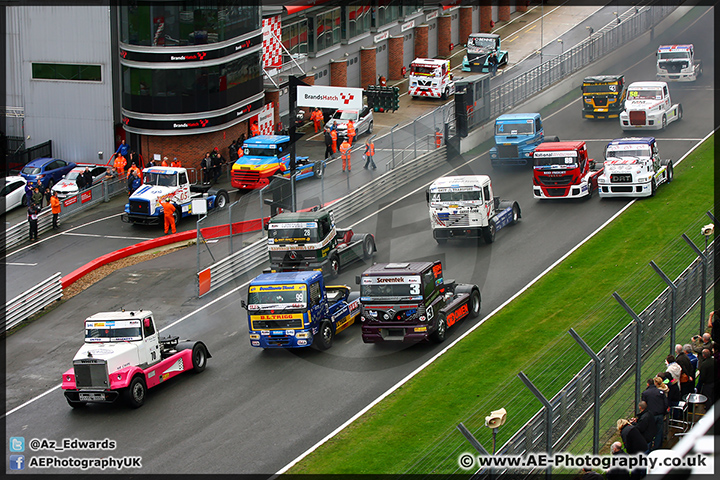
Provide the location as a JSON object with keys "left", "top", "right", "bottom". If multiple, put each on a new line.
{"left": 240, "top": 300, "right": 247, "bottom": 309}
{"left": 355, "top": 275, "right": 361, "bottom": 285}
{"left": 425, "top": 190, "right": 430, "bottom": 204}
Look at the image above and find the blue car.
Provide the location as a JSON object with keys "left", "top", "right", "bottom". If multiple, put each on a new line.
{"left": 20, "top": 157, "right": 77, "bottom": 189}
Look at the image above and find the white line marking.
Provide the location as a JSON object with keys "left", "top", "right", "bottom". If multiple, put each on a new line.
{"left": 5, "top": 262, "right": 38, "bottom": 266}
{"left": 62, "top": 232, "right": 150, "bottom": 241}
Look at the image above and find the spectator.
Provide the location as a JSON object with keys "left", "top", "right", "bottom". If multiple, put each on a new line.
{"left": 43, "top": 181, "right": 52, "bottom": 204}
{"left": 658, "top": 372, "right": 682, "bottom": 415}
{"left": 311, "top": 107, "right": 323, "bottom": 133}
{"left": 607, "top": 442, "right": 630, "bottom": 480}
{"left": 250, "top": 120, "right": 259, "bottom": 137}
{"left": 674, "top": 344, "right": 683, "bottom": 357}
{"left": 201, "top": 152, "right": 211, "bottom": 184}
{"left": 339, "top": 137, "right": 351, "bottom": 172}
{"left": 324, "top": 128, "right": 333, "bottom": 159}
{"left": 228, "top": 140, "right": 238, "bottom": 163}
{"left": 675, "top": 346, "right": 695, "bottom": 396}
{"left": 161, "top": 156, "right": 169, "bottom": 167}
{"left": 581, "top": 467, "right": 603, "bottom": 480}
{"left": 50, "top": 192, "right": 61, "bottom": 230}
{"left": 31, "top": 186, "right": 44, "bottom": 208}
{"left": 128, "top": 150, "right": 140, "bottom": 169}
{"left": 105, "top": 167, "right": 119, "bottom": 181}
{"left": 692, "top": 333, "right": 712, "bottom": 358}
{"left": 127, "top": 163, "right": 141, "bottom": 178}
{"left": 346, "top": 119, "right": 356, "bottom": 146}
{"left": 131, "top": 172, "right": 142, "bottom": 193}
{"left": 127, "top": 171, "right": 138, "bottom": 195}
{"left": 159, "top": 197, "right": 176, "bottom": 234}
{"left": 76, "top": 171, "right": 86, "bottom": 192}
{"left": 83, "top": 167, "right": 93, "bottom": 190}
{"left": 696, "top": 349, "right": 714, "bottom": 409}
{"left": 364, "top": 138, "right": 376, "bottom": 170}
{"left": 27, "top": 203, "right": 40, "bottom": 241}
{"left": 641, "top": 377, "right": 667, "bottom": 451}
{"left": 145, "top": 158, "right": 155, "bottom": 169}
{"left": 210, "top": 147, "right": 224, "bottom": 184}
{"left": 617, "top": 418, "right": 647, "bottom": 455}
{"left": 24, "top": 181, "right": 33, "bottom": 207}
{"left": 665, "top": 355, "right": 681, "bottom": 383}
{"left": 489, "top": 52, "right": 498, "bottom": 76}
{"left": 631, "top": 401, "right": 656, "bottom": 453}
{"left": 683, "top": 344, "right": 698, "bottom": 371}
{"left": 114, "top": 139, "right": 129, "bottom": 159}
{"left": 330, "top": 125, "right": 338, "bottom": 155}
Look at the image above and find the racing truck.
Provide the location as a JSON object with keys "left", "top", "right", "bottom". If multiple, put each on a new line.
{"left": 620, "top": 81, "right": 682, "bottom": 131}
{"left": 489, "top": 113, "right": 558, "bottom": 167}
{"left": 242, "top": 270, "right": 360, "bottom": 350}
{"left": 408, "top": 58, "right": 455, "bottom": 100}
{"left": 122, "top": 166, "right": 229, "bottom": 226}
{"left": 656, "top": 44, "right": 702, "bottom": 82}
{"left": 461, "top": 33, "right": 508, "bottom": 73}
{"left": 581, "top": 75, "right": 627, "bottom": 119}
{"left": 426, "top": 175, "right": 521, "bottom": 244}
{"left": 231, "top": 135, "right": 325, "bottom": 189}
{"left": 62, "top": 310, "right": 211, "bottom": 408}
{"left": 357, "top": 261, "right": 481, "bottom": 344}
{"left": 598, "top": 137, "right": 673, "bottom": 198}
{"left": 532, "top": 141, "right": 603, "bottom": 199}
{"left": 266, "top": 208, "right": 376, "bottom": 278}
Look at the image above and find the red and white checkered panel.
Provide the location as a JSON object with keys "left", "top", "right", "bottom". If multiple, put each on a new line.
{"left": 258, "top": 104, "right": 275, "bottom": 135}
{"left": 263, "top": 16, "right": 282, "bottom": 69}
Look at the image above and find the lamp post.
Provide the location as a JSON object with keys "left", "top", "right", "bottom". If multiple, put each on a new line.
{"left": 557, "top": 38, "right": 564, "bottom": 56}
{"left": 702, "top": 223, "right": 714, "bottom": 253}
{"left": 540, "top": 1, "right": 544, "bottom": 64}
{"left": 485, "top": 408, "right": 507, "bottom": 455}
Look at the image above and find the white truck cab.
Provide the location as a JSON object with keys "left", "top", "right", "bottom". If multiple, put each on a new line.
{"left": 620, "top": 81, "right": 682, "bottom": 131}
{"left": 598, "top": 137, "right": 673, "bottom": 198}
{"left": 409, "top": 58, "right": 455, "bottom": 99}
{"left": 656, "top": 44, "right": 702, "bottom": 82}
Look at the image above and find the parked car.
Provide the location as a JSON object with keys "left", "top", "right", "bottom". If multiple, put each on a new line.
{"left": 52, "top": 165, "right": 109, "bottom": 198}
{"left": 323, "top": 106, "right": 374, "bottom": 138}
{"left": 20, "top": 157, "right": 76, "bottom": 190}
{"left": 1, "top": 176, "right": 28, "bottom": 214}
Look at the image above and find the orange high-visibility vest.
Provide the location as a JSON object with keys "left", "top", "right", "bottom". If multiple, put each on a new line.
{"left": 435, "top": 131, "right": 442, "bottom": 148}
{"left": 347, "top": 121, "right": 355, "bottom": 137}
{"left": 367, "top": 142, "right": 375, "bottom": 156}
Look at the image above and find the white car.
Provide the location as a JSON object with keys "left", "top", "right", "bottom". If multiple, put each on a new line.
{"left": 323, "top": 106, "right": 374, "bottom": 138}
{"left": 52, "top": 165, "right": 109, "bottom": 199}
{"left": 1, "top": 176, "right": 28, "bottom": 213}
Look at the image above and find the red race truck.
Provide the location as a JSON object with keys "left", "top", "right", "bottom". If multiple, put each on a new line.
{"left": 532, "top": 141, "right": 603, "bottom": 199}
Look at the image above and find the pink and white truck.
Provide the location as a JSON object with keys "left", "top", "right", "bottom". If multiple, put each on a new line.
{"left": 62, "top": 310, "right": 211, "bottom": 408}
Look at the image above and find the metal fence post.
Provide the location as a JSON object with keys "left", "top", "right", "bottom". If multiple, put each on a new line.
{"left": 390, "top": 123, "right": 399, "bottom": 170}
{"left": 568, "top": 328, "right": 601, "bottom": 454}
{"left": 613, "top": 292, "right": 642, "bottom": 411}
{"left": 413, "top": 119, "right": 417, "bottom": 159}
{"left": 518, "top": 372, "right": 553, "bottom": 479}
{"left": 457, "top": 423, "right": 492, "bottom": 479}
{"left": 682, "top": 234, "right": 707, "bottom": 335}
{"left": 649, "top": 261, "right": 677, "bottom": 355}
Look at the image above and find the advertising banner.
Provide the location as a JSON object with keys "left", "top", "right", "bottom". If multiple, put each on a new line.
{"left": 297, "top": 86, "right": 363, "bottom": 110}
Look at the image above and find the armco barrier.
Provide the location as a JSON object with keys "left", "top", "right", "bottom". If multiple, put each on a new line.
{"left": 3, "top": 273, "right": 63, "bottom": 331}
{"left": 196, "top": 145, "right": 448, "bottom": 297}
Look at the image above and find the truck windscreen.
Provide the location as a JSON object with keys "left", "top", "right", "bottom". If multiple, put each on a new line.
{"left": 469, "top": 37, "right": 495, "bottom": 49}
{"left": 659, "top": 52, "right": 689, "bottom": 59}
{"left": 495, "top": 122, "right": 533, "bottom": 135}
{"left": 582, "top": 84, "right": 619, "bottom": 94}
{"left": 411, "top": 66, "right": 438, "bottom": 75}
{"left": 85, "top": 327, "right": 142, "bottom": 342}
{"left": 431, "top": 191, "right": 482, "bottom": 202}
{"left": 243, "top": 147, "right": 279, "bottom": 158}
{"left": 248, "top": 287, "right": 307, "bottom": 308}
{"left": 534, "top": 153, "right": 578, "bottom": 167}
{"left": 628, "top": 89, "right": 662, "bottom": 100}
{"left": 143, "top": 172, "right": 178, "bottom": 187}
{"left": 361, "top": 276, "right": 422, "bottom": 300}
{"left": 606, "top": 147, "right": 650, "bottom": 158}
{"left": 269, "top": 226, "right": 319, "bottom": 244}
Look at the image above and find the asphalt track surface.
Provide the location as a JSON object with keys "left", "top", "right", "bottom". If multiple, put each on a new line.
{"left": 3, "top": 6, "right": 714, "bottom": 475}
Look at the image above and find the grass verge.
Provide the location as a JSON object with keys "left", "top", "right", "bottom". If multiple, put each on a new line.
{"left": 289, "top": 135, "right": 714, "bottom": 474}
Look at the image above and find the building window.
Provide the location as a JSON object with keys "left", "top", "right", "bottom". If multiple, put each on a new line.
{"left": 282, "top": 18, "right": 308, "bottom": 56}
{"left": 345, "top": 4, "right": 371, "bottom": 39}
{"left": 120, "top": 2, "right": 260, "bottom": 47}
{"left": 31, "top": 63, "right": 102, "bottom": 82}
{"left": 402, "top": 2, "right": 423, "bottom": 17}
{"left": 314, "top": 7, "right": 341, "bottom": 52}
{"left": 375, "top": 0, "right": 401, "bottom": 28}
{"left": 121, "top": 51, "right": 262, "bottom": 114}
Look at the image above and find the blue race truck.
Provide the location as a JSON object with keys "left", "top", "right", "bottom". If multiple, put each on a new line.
{"left": 242, "top": 271, "right": 360, "bottom": 350}
{"left": 489, "top": 113, "right": 558, "bottom": 167}
{"left": 231, "top": 135, "right": 325, "bottom": 190}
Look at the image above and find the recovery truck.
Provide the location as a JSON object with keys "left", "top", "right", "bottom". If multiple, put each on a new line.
{"left": 266, "top": 208, "right": 376, "bottom": 278}
{"left": 461, "top": 33, "right": 508, "bottom": 73}
{"left": 62, "top": 310, "right": 211, "bottom": 408}
{"left": 231, "top": 135, "right": 325, "bottom": 189}
{"left": 620, "top": 81, "right": 682, "bottom": 131}
{"left": 489, "top": 113, "right": 558, "bottom": 167}
{"left": 426, "top": 175, "right": 521, "bottom": 244}
{"left": 408, "top": 58, "right": 455, "bottom": 99}
{"left": 242, "top": 270, "right": 360, "bottom": 350}
{"left": 532, "top": 141, "right": 603, "bottom": 199}
{"left": 122, "top": 166, "right": 229, "bottom": 226}
{"left": 598, "top": 137, "right": 673, "bottom": 198}
{"left": 581, "top": 75, "right": 627, "bottom": 119}
{"left": 357, "top": 261, "right": 481, "bottom": 344}
{"left": 656, "top": 44, "right": 702, "bottom": 82}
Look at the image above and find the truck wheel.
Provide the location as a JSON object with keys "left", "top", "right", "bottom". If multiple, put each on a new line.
{"left": 124, "top": 376, "right": 146, "bottom": 408}
{"left": 441, "top": 88, "right": 448, "bottom": 100}
{"left": 215, "top": 191, "right": 229, "bottom": 209}
{"left": 547, "top": 136, "right": 560, "bottom": 142}
{"left": 468, "top": 289, "right": 481, "bottom": 318}
{"left": 661, "top": 115, "right": 667, "bottom": 130}
{"left": 677, "top": 104, "right": 683, "bottom": 121}
{"left": 314, "top": 320, "right": 334, "bottom": 350}
{"left": 66, "top": 397, "right": 87, "bottom": 409}
{"left": 511, "top": 203, "right": 520, "bottom": 225}
{"left": 312, "top": 161, "right": 324, "bottom": 179}
{"left": 430, "top": 314, "right": 447, "bottom": 343}
{"left": 363, "top": 236, "right": 375, "bottom": 260}
{"left": 172, "top": 207, "right": 181, "bottom": 226}
{"left": 667, "top": 163, "right": 674, "bottom": 183}
{"left": 329, "top": 254, "right": 340, "bottom": 278}
{"left": 192, "top": 343, "right": 208, "bottom": 373}
{"left": 483, "top": 222, "right": 496, "bottom": 244}
{"left": 435, "top": 237, "right": 447, "bottom": 245}
{"left": 650, "top": 178, "right": 657, "bottom": 197}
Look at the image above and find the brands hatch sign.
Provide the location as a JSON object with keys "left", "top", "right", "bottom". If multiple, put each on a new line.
{"left": 297, "top": 86, "right": 363, "bottom": 110}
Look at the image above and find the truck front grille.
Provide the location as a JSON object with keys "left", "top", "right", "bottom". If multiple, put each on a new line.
{"left": 129, "top": 199, "right": 150, "bottom": 215}
{"left": 629, "top": 111, "right": 646, "bottom": 125}
{"left": 252, "top": 318, "right": 303, "bottom": 329}
{"left": 610, "top": 174, "right": 633, "bottom": 183}
{"left": 592, "top": 97, "right": 608, "bottom": 106}
{"left": 270, "top": 250, "right": 316, "bottom": 266}
{"left": 497, "top": 145, "right": 519, "bottom": 158}
{"left": 233, "top": 171, "right": 260, "bottom": 183}
{"left": 437, "top": 212, "right": 469, "bottom": 227}
{"left": 538, "top": 175, "right": 573, "bottom": 186}
{"left": 73, "top": 360, "right": 109, "bottom": 389}
{"left": 610, "top": 186, "right": 634, "bottom": 193}
{"left": 659, "top": 61, "right": 688, "bottom": 72}
{"left": 545, "top": 188, "right": 567, "bottom": 197}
